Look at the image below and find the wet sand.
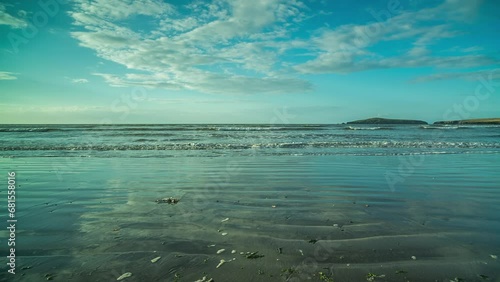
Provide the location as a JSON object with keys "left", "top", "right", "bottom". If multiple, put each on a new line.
{"left": 1, "top": 154, "right": 500, "bottom": 281}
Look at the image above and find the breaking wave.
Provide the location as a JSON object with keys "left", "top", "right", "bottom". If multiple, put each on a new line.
{"left": 2, "top": 141, "right": 499, "bottom": 151}
{"left": 344, "top": 126, "right": 394, "bottom": 131}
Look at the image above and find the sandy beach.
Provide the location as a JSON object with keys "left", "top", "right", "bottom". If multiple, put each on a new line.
{"left": 1, "top": 153, "right": 499, "bottom": 281}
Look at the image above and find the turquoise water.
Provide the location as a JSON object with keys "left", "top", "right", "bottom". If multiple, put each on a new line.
{"left": 0, "top": 125, "right": 499, "bottom": 281}
{"left": 1, "top": 124, "right": 500, "bottom": 158}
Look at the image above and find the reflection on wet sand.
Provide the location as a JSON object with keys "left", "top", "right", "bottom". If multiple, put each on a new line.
{"left": 2, "top": 155, "right": 500, "bottom": 281}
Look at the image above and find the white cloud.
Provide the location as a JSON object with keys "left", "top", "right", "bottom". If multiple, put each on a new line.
{"left": 73, "top": 0, "right": 173, "bottom": 21}
{"left": 0, "top": 4, "right": 27, "bottom": 28}
{"left": 69, "top": 0, "right": 496, "bottom": 92}
{"left": 72, "top": 78, "right": 89, "bottom": 84}
{"left": 461, "top": 46, "right": 484, "bottom": 53}
{"left": 69, "top": 0, "right": 312, "bottom": 94}
{"left": 294, "top": 0, "right": 497, "bottom": 74}
{"left": 0, "top": 71, "right": 17, "bottom": 80}
{"left": 93, "top": 71, "right": 312, "bottom": 94}
{"left": 146, "top": 97, "right": 247, "bottom": 104}
{"left": 38, "top": 106, "right": 106, "bottom": 113}
{"left": 4, "top": 105, "right": 108, "bottom": 113}
{"left": 412, "top": 68, "right": 500, "bottom": 83}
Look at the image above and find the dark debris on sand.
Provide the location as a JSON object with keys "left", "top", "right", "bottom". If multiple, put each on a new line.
{"left": 155, "top": 197, "right": 180, "bottom": 204}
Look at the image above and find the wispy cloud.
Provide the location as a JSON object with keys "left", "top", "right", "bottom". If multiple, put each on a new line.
{"left": 461, "top": 46, "right": 484, "bottom": 53}
{"left": 2, "top": 104, "right": 108, "bottom": 113}
{"left": 294, "top": 0, "right": 498, "bottom": 74}
{"left": 0, "top": 4, "right": 27, "bottom": 28}
{"left": 412, "top": 69, "right": 500, "bottom": 83}
{"left": 74, "top": 0, "right": 173, "bottom": 20}
{"left": 146, "top": 97, "right": 247, "bottom": 104}
{"left": 0, "top": 71, "right": 17, "bottom": 80}
{"left": 69, "top": 0, "right": 313, "bottom": 94}
{"left": 69, "top": 0, "right": 497, "bottom": 93}
{"left": 71, "top": 78, "right": 89, "bottom": 84}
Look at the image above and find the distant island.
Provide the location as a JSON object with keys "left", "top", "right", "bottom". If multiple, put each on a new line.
{"left": 346, "top": 117, "right": 428, "bottom": 125}
{"left": 434, "top": 118, "right": 500, "bottom": 125}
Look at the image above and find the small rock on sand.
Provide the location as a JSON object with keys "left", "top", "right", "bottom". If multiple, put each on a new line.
{"left": 217, "top": 249, "right": 225, "bottom": 254}
{"left": 155, "top": 197, "right": 179, "bottom": 204}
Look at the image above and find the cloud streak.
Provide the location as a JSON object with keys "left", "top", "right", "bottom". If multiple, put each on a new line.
{"left": 71, "top": 78, "right": 89, "bottom": 84}
{"left": 412, "top": 69, "right": 500, "bottom": 83}
{"left": 295, "top": 0, "right": 498, "bottom": 74}
{"left": 0, "top": 71, "right": 17, "bottom": 80}
{"left": 70, "top": 0, "right": 312, "bottom": 94}
{"left": 68, "top": 0, "right": 498, "bottom": 93}
{"left": 0, "top": 4, "right": 27, "bottom": 28}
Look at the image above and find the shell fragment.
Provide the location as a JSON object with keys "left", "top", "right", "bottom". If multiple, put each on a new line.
{"left": 151, "top": 256, "right": 161, "bottom": 263}
{"left": 216, "top": 259, "right": 226, "bottom": 268}
{"left": 117, "top": 272, "right": 132, "bottom": 281}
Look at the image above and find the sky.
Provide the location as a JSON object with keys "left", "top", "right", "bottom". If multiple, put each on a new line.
{"left": 0, "top": 0, "right": 499, "bottom": 124}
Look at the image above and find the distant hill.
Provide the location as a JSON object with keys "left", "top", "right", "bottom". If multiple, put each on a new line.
{"left": 346, "top": 118, "right": 428, "bottom": 125}
{"left": 433, "top": 118, "right": 500, "bottom": 125}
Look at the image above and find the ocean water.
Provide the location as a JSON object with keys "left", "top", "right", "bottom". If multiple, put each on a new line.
{"left": 0, "top": 124, "right": 499, "bottom": 281}
{"left": 1, "top": 124, "right": 500, "bottom": 157}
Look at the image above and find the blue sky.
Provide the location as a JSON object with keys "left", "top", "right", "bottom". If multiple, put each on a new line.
{"left": 0, "top": 0, "right": 498, "bottom": 124}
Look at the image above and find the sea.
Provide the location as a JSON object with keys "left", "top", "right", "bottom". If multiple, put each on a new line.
{"left": 0, "top": 124, "right": 499, "bottom": 281}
